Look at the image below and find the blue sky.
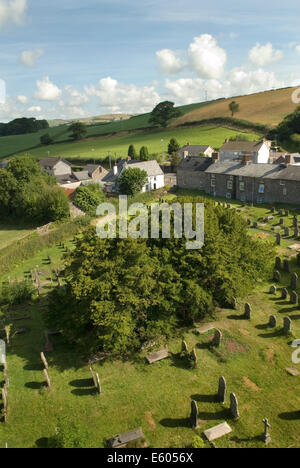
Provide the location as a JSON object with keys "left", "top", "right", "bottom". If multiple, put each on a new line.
{"left": 0, "top": 0, "right": 300, "bottom": 121}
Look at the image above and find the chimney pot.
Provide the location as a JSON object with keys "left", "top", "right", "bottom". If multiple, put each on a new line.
{"left": 113, "top": 163, "right": 118, "bottom": 176}
{"left": 243, "top": 154, "right": 251, "bottom": 165}
{"left": 285, "top": 154, "right": 291, "bottom": 165}
{"left": 212, "top": 152, "right": 219, "bottom": 163}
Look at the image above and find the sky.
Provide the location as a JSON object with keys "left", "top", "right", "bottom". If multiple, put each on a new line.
{"left": 0, "top": 0, "right": 300, "bottom": 121}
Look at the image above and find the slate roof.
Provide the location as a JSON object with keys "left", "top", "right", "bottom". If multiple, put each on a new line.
{"left": 73, "top": 171, "right": 91, "bottom": 182}
{"left": 219, "top": 140, "right": 265, "bottom": 152}
{"left": 102, "top": 159, "right": 164, "bottom": 185}
{"left": 39, "top": 157, "right": 71, "bottom": 168}
{"left": 178, "top": 156, "right": 213, "bottom": 172}
{"left": 178, "top": 145, "right": 212, "bottom": 156}
{"left": 205, "top": 161, "right": 300, "bottom": 181}
{"left": 55, "top": 173, "right": 78, "bottom": 184}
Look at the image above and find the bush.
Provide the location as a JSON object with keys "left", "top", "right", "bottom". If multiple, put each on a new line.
{"left": 192, "top": 436, "right": 205, "bottom": 448}
{"left": 0, "top": 280, "right": 35, "bottom": 306}
{"left": 74, "top": 184, "right": 104, "bottom": 215}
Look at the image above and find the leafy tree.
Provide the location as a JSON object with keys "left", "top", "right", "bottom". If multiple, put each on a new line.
{"left": 168, "top": 138, "right": 180, "bottom": 155}
{"left": 118, "top": 168, "right": 148, "bottom": 195}
{"left": 271, "top": 106, "right": 300, "bottom": 142}
{"left": 74, "top": 184, "right": 104, "bottom": 215}
{"left": 149, "top": 101, "right": 181, "bottom": 128}
{"left": 139, "top": 146, "right": 149, "bottom": 161}
{"left": 69, "top": 122, "right": 87, "bottom": 141}
{"left": 40, "top": 133, "right": 54, "bottom": 145}
{"left": 0, "top": 118, "right": 49, "bottom": 137}
{"left": 229, "top": 101, "right": 240, "bottom": 117}
{"left": 170, "top": 152, "right": 181, "bottom": 169}
{"left": 128, "top": 144, "right": 138, "bottom": 160}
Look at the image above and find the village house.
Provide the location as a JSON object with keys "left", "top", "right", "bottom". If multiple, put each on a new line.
{"left": 102, "top": 159, "right": 165, "bottom": 193}
{"left": 177, "top": 153, "right": 300, "bottom": 205}
{"left": 219, "top": 139, "right": 271, "bottom": 164}
{"left": 178, "top": 144, "right": 214, "bottom": 159}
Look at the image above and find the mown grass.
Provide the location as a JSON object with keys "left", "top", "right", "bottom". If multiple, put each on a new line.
{"left": 0, "top": 221, "right": 38, "bottom": 250}
{"left": 18, "top": 126, "right": 259, "bottom": 162}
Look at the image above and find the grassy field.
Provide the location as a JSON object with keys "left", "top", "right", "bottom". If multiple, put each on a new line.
{"left": 174, "top": 87, "right": 299, "bottom": 127}
{"left": 1, "top": 195, "right": 300, "bottom": 448}
{"left": 0, "top": 222, "right": 37, "bottom": 250}
{"left": 17, "top": 126, "right": 260, "bottom": 162}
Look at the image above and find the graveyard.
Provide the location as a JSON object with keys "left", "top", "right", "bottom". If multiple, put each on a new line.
{"left": 1, "top": 194, "right": 300, "bottom": 448}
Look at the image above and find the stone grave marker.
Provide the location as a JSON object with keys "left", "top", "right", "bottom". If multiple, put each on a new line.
{"left": 212, "top": 329, "right": 222, "bottom": 347}
{"left": 146, "top": 349, "right": 169, "bottom": 364}
{"left": 190, "top": 400, "right": 199, "bottom": 429}
{"left": 269, "top": 285, "right": 277, "bottom": 295}
{"left": 273, "top": 270, "right": 281, "bottom": 283}
{"left": 279, "top": 218, "right": 284, "bottom": 225}
{"left": 190, "top": 348, "right": 198, "bottom": 367}
{"left": 294, "top": 227, "right": 299, "bottom": 238}
{"left": 95, "top": 373, "right": 102, "bottom": 394}
{"left": 181, "top": 340, "right": 188, "bottom": 354}
{"left": 275, "top": 257, "right": 281, "bottom": 270}
{"left": 218, "top": 377, "right": 226, "bottom": 404}
{"left": 43, "top": 368, "right": 51, "bottom": 389}
{"left": 230, "top": 393, "right": 240, "bottom": 419}
{"left": 262, "top": 418, "right": 271, "bottom": 445}
{"left": 244, "top": 303, "right": 251, "bottom": 320}
{"left": 283, "top": 316, "right": 292, "bottom": 335}
{"left": 204, "top": 422, "right": 232, "bottom": 442}
{"left": 282, "top": 288, "right": 288, "bottom": 300}
{"left": 284, "top": 227, "right": 290, "bottom": 237}
{"left": 283, "top": 259, "right": 290, "bottom": 272}
{"left": 276, "top": 233, "right": 281, "bottom": 246}
{"left": 291, "top": 273, "right": 298, "bottom": 290}
{"left": 290, "top": 291, "right": 298, "bottom": 305}
{"left": 108, "top": 429, "right": 144, "bottom": 448}
{"left": 40, "top": 352, "right": 48, "bottom": 370}
{"left": 268, "top": 315, "right": 277, "bottom": 328}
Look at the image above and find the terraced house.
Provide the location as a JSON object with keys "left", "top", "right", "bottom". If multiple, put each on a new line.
{"left": 177, "top": 153, "right": 300, "bottom": 205}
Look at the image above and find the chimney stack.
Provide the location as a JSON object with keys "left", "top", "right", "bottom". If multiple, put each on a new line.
{"left": 285, "top": 154, "right": 291, "bottom": 165}
{"left": 113, "top": 163, "right": 118, "bottom": 176}
{"left": 243, "top": 154, "right": 251, "bottom": 165}
{"left": 212, "top": 152, "right": 219, "bottom": 163}
{"left": 183, "top": 150, "right": 189, "bottom": 159}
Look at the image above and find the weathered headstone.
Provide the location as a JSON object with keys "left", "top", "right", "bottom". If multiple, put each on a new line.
{"left": 262, "top": 418, "right": 271, "bottom": 445}
{"left": 279, "top": 209, "right": 283, "bottom": 216}
{"left": 190, "top": 400, "right": 199, "bottom": 429}
{"left": 283, "top": 316, "right": 292, "bottom": 335}
{"left": 95, "top": 373, "right": 102, "bottom": 394}
{"left": 285, "top": 210, "right": 290, "bottom": 217}
{"left": 276, "top": 233, "right": 281, "bottom": 246}
{"left": 279, "top": 218, "right": 284, "bottom": 225}
{"left": 190, "top": 348, "right": 198, "bottom": 367}
{"left": 275, "top": 257, "right": 281, "bottom": 270}
{"left": 204, "top": 422, "right": 232, "bottom": 442}
{"left": 40, "top": 352, "right": 48, "bottom": 370}
{"left": 212, "top": 329, "right": 222, "bottom": 347}
{"left": 218, "top": 377, "right": 226, "bottom": 404}
{"left": 89, "top": 366, "right": 97, "bottom": 388}
{"left": 273, "top": 270, "right": 281, "bottom": 283}
{"left": 244, "top": 303, "right": 251, "bottom": 320}
{"left": 282, "top": 288, "right": 288, "bottom": 300}
{"left": 269, "top": 285, "right": 277, "bottom": 295}
{"left": 43, "top": 368, "right": 51, "bottom": 389}
{"left": 181, "top": 340, "right": 188, "bottom": 354}
{"left": 291, "top": 272, "right": 298, "bottom": 290}
{"left": 290, "top": 291, "right": 298, "bottom": 305}
{"left": 284, "top": 227, "right": 290, "bottom": 237}
{"left": 268, "top": 315, "right": 277, "bottom": 328}
{"left": 283, "top": 259, "right": 290, "bottom": 272}
{"left": 294, "top": 227, "right": 299, "bottom": 238}
{"left": 271, "top": 207, "right": 275, "bottom": 214}
{"left": 230, "top": 393, "right": 240, "bottom": 419}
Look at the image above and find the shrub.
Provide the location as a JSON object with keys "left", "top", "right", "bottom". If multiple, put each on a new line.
{"left": 192, "top": 436, "right": 205, "bottom": 448}
{"left": 74, "top": 184, "right": 104, "bottom": 215}
{"left": 0, "top": 280, "right": 35, "bottom": 306}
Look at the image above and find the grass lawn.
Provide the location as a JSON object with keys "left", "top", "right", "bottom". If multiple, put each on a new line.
{"left": 0, "top": 222, "right": 37, "bottom": 250}
{"left": 19, "top": 126, "right": 259, "bottom": 162}
{"left": 1, "top": 192, "right": 300, "bottom": 448}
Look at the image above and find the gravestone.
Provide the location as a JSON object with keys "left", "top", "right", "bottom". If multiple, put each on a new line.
{"left": 181, "top": 340, "right": 189, "bottom": 354}
{"left": 294, "top": 227, "right": 299, "bottom": 238}
{"left": 146, "top": 350, "right": 169, "bottom": 364}
{"left": 43, "top": 369, "right": 51, "bottom": 389}
{"left": 262, "top": 418, "right": 271, "bottom": 445}
{"left": 283, "top": 316, "right": 292, "bottom": 335}
{"left": 275, "top": 257, "right": 281, "bottom": 270}
{"left": 283, "top": 259, "right": 290, "bottom": 272}
{"left": 282, "top": 288, "right": 288, "bottom": 300}
{"left": 276, "top": 233, "right": 281, "bottom": 246}
{"left": 204, "top": 422, "right": 232, "bottom": 442}
{"left": 291, "top": 273, "right": 298, "bottom": 290}
{"left": 269, "top": 315, "right": 277, "bottom": 328}
{"left": 197, "top": 324, "right": 215, "bottom": 334}
{"left": 244, "top": 303, "right": 251, "bottom": 320}
{"left": 279, "top": 218, "right": 284, "bottom": 225}
{"left": 212, "top": 329, "right": 222, "bottom": 347}
{"left": 290, "top": 291, "right": 298, "bottom": 305}
{"left": 40, "top": 352, "right": 48, "bottom": 370}
{"left": 108, "top": 429, "right": 144, "bottom": 448}
{"left": 218, "top": 377, "right": 226, "bottom": 404}
{"left": 95, "top": 373, "right": 102, "bottom": 394}
{"left": 253, "top": 221, "right": 258, "bottom": 228}
{"left": 247, "top": 219, "right": 251, "bottom": 226}
{"left": 279, "top": 209, "right": 283, "bottom": 216}
{"left": 285, "top": 210, "right": 289, "bottom": 217}
{"left": 271, "top": 207, "right": 275, "bottom": 214}
{"left": 89, "top": 366, "right": 97, "bottom": 388}
{"left": 269, "top": 285, "right": 276, "bottom": 295}
{"left": 293, "top": 216, "right": 298, "bottom": 227}
{"left": 230, "top": 393, "right": 240, "bottom": 419}
{"left": 190, "top": 400, "right": 199, "bottom": 429}
{"left": 273, "top": 270, "right": 281, "bottom": 283}
{"left": 284, "top": 227, "right": 290, "bottom": 237}
{"left": 190, "top": 349, "right": 198, "bottom": 367}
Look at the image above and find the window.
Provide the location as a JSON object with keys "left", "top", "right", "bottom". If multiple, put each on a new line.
{"left": 239, "top": 182, "right": 245, "bottom": 191}
{"left": 258, "top": 183, "right": 265, "bottom": 194}
{"left": 283, "top": 187, "right": 287, "bottom": 196}
{"left": 227, "top": 179, "right": 233, "bottom": 190}
{"left": 226, "top": 192, "right": 232, "bottom": 199}
{"left": 280, "top": 180, "right": 285, "bottom": 186}
{"left": 211, "top": 179, "right": 216, "bottom": 187}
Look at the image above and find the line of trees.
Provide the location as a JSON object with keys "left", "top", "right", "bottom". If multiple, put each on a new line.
{"left": 0, "top": 118, "right": 49, "bottom": 137}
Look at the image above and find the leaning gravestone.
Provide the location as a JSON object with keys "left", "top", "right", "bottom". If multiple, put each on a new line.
{"left": 89, "top": 366, "right": 97, "bottom": 388}
{"left": 40, "top": 352, "right": 48, "bottom": 370}
{"left": 269, "top": 315, "right": 277, "bottom": 328}
{"left": 43, "top": 369, "right": 51, "bottom": 389}
{"left": 283, "top": 259, "right": 290, "bottom": 272}
{"left": 262, "top": 418, "right": 271, "bottom": 445}
{"left": 212, "top": 330, "right": 222, "bottom": 347}
{"left": 190, "top": 349, "right": 198, "bottom": 367}
{"left": 290, "top": 291, "right": 298, "bottom": 305}
{"left": 95, "top": 373, "right": 102, "bottom": 394}
{"left": 291, "top": 273, "right": 298, "bottom": 290}
{"left": 190, "top": 400, "right": 199, "bottom": 429}
{"left": 230, "top": 393, "right": 240, "bottom": 419}
{"left": 269, "top": 285, "right": 277, "bottom": 295}
{"left": 294, "top": 216, "right": 298, "bottom": 227}
{"left": 218, "top": 377, "right": 226, "bottom": 404}
{"left": 244, "top": 303, "right": 251, "bottom": 320}
{"left": 283, "top": 316, "right": 292, "bottom": 335}
{"left": 146, "top": 350, "right": 169, "bottom": 364}
{"left": 281, "top": 288, "right": 288, "bottom": 300}
{"left": 276, "top": 233, "right": 281, "bottom": 246}
{"left": 273, "top": 270, "right": 281, "bottom": 283}
{"left": 275, "top": 257, "right": 281, "bottom": 270}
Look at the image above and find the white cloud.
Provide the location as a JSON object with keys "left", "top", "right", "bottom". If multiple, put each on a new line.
{"left": 249, "top": 42, "right": 283, "bottom": 66}
{"left": 296, "top": 45, "right": 300, "bottom": 54}
{"left": 85, "top": 77, "right": 161, "bottom": 113}
{"left": 156, "top": 49, "right": 185, "bottom": 75}
{"left": 27, "top": 105, "right": 41, "bottom": 113}
{"left": 34, "top": 76, "right": 62, "bottom": 101}
{"left": 165, "top": 78, "right": 205, "bottom": 104}
{"left": 64, "top": 85, "right": 89, "bottom": 106}
{"left": 17, "top": 94, "right": 27, "bottom": 103}
{"left": 0, "top": 0, "right": 27, "bottom": 29}
{"left": 188, "top": 34, "right": 227, "bottom": 79}
{"left": 19, "top": 49, "right": 44, "bottom": 67}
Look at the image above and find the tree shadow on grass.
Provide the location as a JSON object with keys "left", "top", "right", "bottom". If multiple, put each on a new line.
{"left": 25, "top": 381, "right": 46, "bottom": 390}
{"left": 69, "top": 378, "right": 93, "bottom": 388}
{"left": 71, "top": 388, "right": 97, "bottom": 396}
{"left": 159, "top": 417, "right": 190, "bottom": 428}
{"left": 190, "top": 393, "right": 218, "bottom": 403}
{"left": 278, "top": 411, "right": 300, "bottom": 421}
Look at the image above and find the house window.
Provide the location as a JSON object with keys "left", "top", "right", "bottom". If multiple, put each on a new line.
{"left": 283, "top": 187, "right": 287, "bottom": 196}
{"left": 226, "top": 192, "right": 232, "bottom": 199}
{"left": 227, "top": 179, "right": 233, "bottom": 190}
{"left": 240, "top": 182, "right": 245, "bottom": 191}
{"left": 211, "top": 179, "right": 216, "bottom": 187}
{"left": 258, "top": 183, "right": 265, "bottom": 194}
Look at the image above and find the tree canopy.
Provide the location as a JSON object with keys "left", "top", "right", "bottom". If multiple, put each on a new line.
{"left": 229, "top": 101, "right": 240, "bottom": 117}
{"left": 268, "top": 106, "right": 300, "bottom": 143}
{"left": 139, "top": 146, "right": 149, "bottom": 161}
{"left": 69, "top": 122, "right": 87, "bottom": 141}
{"left": 149, "top": 101, "right": 181, "bottom": 128}
{"left": 128, "top": 145, "right": 138, "bottom": 160}
{"left": 168, "top": 138, "right": 180, "bottom": 155}
{"left": 0, "top": 118, "right": 49, "bottom": 137}
{"left": 46, "top": 197, "right": 274, "bottom": 356}
{"left": 74, "top": 184, "right": 104, "bottom": 215}
{"left": 118, "top": 167, "right": 148, "bottom": 195}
